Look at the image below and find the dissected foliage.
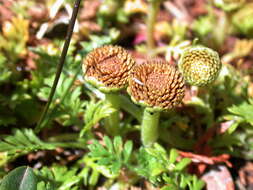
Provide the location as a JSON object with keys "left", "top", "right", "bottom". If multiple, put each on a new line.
{"left": 1, "top": 0, "right": 253, "bottom": 189}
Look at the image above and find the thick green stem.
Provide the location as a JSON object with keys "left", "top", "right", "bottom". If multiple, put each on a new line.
{"left": 146, "top": 0, "right": 161, "bottom": 56}
{"left": 141, "top": 109, "right": 160, "bottom": 147}
{"left": 104, "top": 93, "right": 121, "bottom": 136}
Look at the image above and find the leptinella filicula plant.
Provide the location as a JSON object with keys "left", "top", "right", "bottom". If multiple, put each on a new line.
{"left": 82, "top": 45, "right": 135, "bottom": 135}
{"left": 127, "top": 59, "right": 185, "bottom": 146}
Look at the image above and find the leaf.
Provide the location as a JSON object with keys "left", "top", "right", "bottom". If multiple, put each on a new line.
{"left": 169, "top": 149, "right": 179, "bottom": 164}
{"left": 136, "top": 145, "right": 201, "bottom": 189}
{"left": 80, "top": 28, "right": 120, "bottom": 54}
{"left": 0, "top": 129, "right": 83, "bottom": 165}
{"left": 87, "top": 136, "right": 133, "bottom": 178}
{"left": 210, "top": 133, "right": 242, "bottom": 148}
{"left": 36, "top": 164, "right": 86, "bottom": 190}
{"left": 161, "top": 185, "right": 178, "bottom": 190}
{"left": 113, "top": 136, "right": 123, "bottom": 155}
{"left": 0, "top": 55, "right": 11, "bottom": 84}
{"left": 0, "top": 129, "right": 54, "bottom": 162}
{"left": 192, "top": 15, "right": 214, "bottom": 37}
{"left": 37, "top": 181, "right": 54, "bottom": 190}
{"left": 0, "top": 166, "right": 37, "bottom": 190}
{"left": 0, "top": 16, "right": 29, "bottom": 62}
{"left": 228, "top": 101, "right": 253, "bottom": 125}
{"left": 174, "top": 158, "right": 192, "bottom": 171}
{"left": 37, "top": 73, "right": 85, "bottom": 128}
{"left": 80, "top": 101, "right": 116, "bottom": 137}
{"left": 104, "top": 136, "right": 114, "bottom": 154}
{"left": 123, "top": 141, "right": 133, "bottom": 163}
{"left": 88, "top": 170, "right": 99, "bottom": 186}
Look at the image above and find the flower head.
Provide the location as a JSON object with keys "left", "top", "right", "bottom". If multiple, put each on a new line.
{"left": 128, "top": 59, "right": 185, "bottom": 112}
{"left": 178, "top": 46, "right": 221, "bottom": 86}
{"left": 82, "top": 45, "right": 135, "bottom": 93}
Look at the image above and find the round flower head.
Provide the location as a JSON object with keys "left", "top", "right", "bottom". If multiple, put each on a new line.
{"left": 82, "top": 45, "right": 135, "bottom": 93}
{"left": 128, "top": 59, "right": 185, "bottom": 112}
{"left": 178, "top": 46, "right": 221, "bottom": 86}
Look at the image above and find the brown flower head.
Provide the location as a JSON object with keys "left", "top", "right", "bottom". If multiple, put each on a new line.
{"left": 82, "top": 45, "right": 135, "bottom": 92}
{"left": 127, "top": 59, "right": 185, "bottom": 111}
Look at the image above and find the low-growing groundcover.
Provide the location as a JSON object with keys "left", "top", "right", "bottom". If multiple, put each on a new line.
{"left": 1, "top": 0, "right": 253, "bottom": 189}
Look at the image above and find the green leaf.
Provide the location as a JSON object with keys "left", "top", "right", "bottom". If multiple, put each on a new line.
{"left": 37, "top": 181, "right": 54, "bottom": 190}
{"left": 169, "top": 149, "right": 178, "bottom": 164}
{"left": 190, "top": 175, "right": 205, "bottom": 190}
{"left": 88, "top": 170, "right": 99, "bottom": 186}
{"left": 192, "top": 15, "right": 214, "bottom": 37}
{"left": 113, "top": 136, "right": 123, "bottom": 154}
{"left": 123, "top": 141, "right": 133, "bottom": 163}
{"left": 87, "top": 136, "right": 133, "bottom": 178}
{"left": 174, "top": 158, "right": 191, "bottom": 171}
{"left": 80, "top": 101, "right": 116, "bottom": 137}
{"left": 104, "top": 136, "right": 114, "bottom": 154}
{"left": 161, "top": 185, "right": 178, "bottom": 190}
{"left": 136, "top": 145, "right": 202, "bottom": 189}
{"left": 80, "top": 28, "right": 120, "bottom": 53}
{"left": 37, "top": 72, "right": 85, "bottom": 129}
{"left": 35, "top": 165, "right": 84, "bottom": 190}
{"left": 228, "top": 101, "right": 253, "bottom": 125}
{"left": 0, "top": 129, "right": 54, "bottom": 163}
{"left": 0, "top": 166, "right": 37, "bottom": 190}
{"left": 0, "top": 129, "right": 83, "bottom": 165}
{"left": 210, "top": 133, "right": 242, "bottom": 148}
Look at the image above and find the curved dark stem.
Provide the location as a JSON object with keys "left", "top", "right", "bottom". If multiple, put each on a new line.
{"left": 35, "top": 0, "right": 82, "bottom": 133}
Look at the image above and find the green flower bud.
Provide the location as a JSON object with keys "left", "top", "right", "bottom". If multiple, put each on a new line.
{"left": 178, "top": 46, "right": 221, "bottom": 86}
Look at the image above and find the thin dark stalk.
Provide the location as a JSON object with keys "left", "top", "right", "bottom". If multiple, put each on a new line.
{"left": 39, "top": 67, "right": 81, "bottom": 129}
{"left": 147, "top": 0, "right": 161, "bottom": 56}
{"left": 35, "top": 0, "right": 81, "bottom": 133}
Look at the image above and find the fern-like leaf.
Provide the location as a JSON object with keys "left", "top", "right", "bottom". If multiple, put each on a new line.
{"left": 0, "top": 129, "right": 55, "bottom": 164}
{"left": 86, "top": 136, "right": 133, "bottom": 178}
{"left": 80, "top": 101, "right": 115, "bottom": 137}
{"left": 0, "top": 129, "right": 83, "bottom": 165}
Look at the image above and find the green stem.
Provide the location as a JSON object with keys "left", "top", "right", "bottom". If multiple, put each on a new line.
{"left": 118, "top": 94, "right": 142, "bottom": 123}
{"left": 146, "top": 0, "right": 161, "bottom": 56}
{"left": 104, "top": 93, "right": 121, "bottom": 136}
{"left": 53, "top": 142, "right": 85, "bottom": 149}
{"left": 141, "top": 109, "right": 160, "bottom": 147}
{"left": 35, "top": 0, "right": 81, "bottom": 133}
{"left": 48, "top": 133, "right": 79, "bottom": 142}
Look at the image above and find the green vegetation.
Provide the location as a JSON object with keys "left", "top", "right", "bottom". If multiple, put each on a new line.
{"left": 1, "top": 0, "right": 253, "bottom": 189}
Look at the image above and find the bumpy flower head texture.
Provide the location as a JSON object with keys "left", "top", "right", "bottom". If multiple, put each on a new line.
{"left": 178, "top": 46, "right": 221, "bottom": 86}
{"left": 128, "top": 59, "right": 185, "bottom": 112}
{"left": 82, "top": 45, "right": 135, "bottom": 93}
